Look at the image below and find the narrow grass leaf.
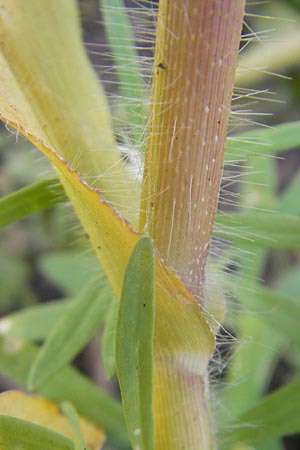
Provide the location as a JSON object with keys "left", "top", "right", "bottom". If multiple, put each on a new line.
{"left": 0, "top": 299, "right": 69, "bottom": 341}
{"left": 219, "top": 144, "right": 282, "bottom": 426}
{"left": 28, "top": 280, "right": 114, "bottom": 391}
{"left": 101, "top": 0, "right": 146, "bottom": 144}
{"left": 215, "top": 212, "right": 300, "bottom": 248}
{"left": 60, "top": 402, "right": 85, "bottom": 450}
{"left": 277, "top": 174, "right": 300, "bottom": 215}
{"left": 225, "top": 121, "right": 300, "bottom": 163}
{"left": 0, "top": 178, "right": 65, "bottom": 228}
{"left": 0, "top": 338, "right": 128, "bottom": 448}
{"left": 277, "top": 264, "right": 300, "bottom": 299}
{"left": 222, "top": 379, "right": 300, "bottom": 446}
{"left": 235, "top": 283, "right": 300, "bottom": 345}
{"left": 102, "top": 298, "right": 118, "bottom": 379}
{"left": 116, "top": 236, "right": 155, "bottom": 450}
{"left": 0, "top": 391, "right": 104, "bottom": 449}
{"left": 0, "top": 254, "right": 29, "bottom": 308}
{"left": 0, "top": 415, "right": 74, "bottom": 450}
{"left": 40, "top": 253, "right": 98, "bottom": 295}
{"left": 258, "top": 440, "right": 284, "bottom": 450}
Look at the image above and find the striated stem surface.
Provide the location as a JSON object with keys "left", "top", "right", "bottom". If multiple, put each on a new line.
{"left": 140, "top": 1, "right": 245, "bottom": 449}
{"left": 141, "top": 0, "right": 245, "bottom": 298}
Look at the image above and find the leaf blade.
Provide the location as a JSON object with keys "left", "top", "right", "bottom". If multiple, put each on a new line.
{"left": 0, "top": 299, "right": 69, "bottom": 341}
{"left": 116, "top": 236, "right": 155, "bottom": 450}
{"left": 215, "top": 212, "right": 300, "bottom": 249}
{"left": 28, "top": 280, "right": 114, "bottom": 391}
{"left": 0, "top": 415, "right": 74, "bottom": 450}
{"left": 0, "top": 178, "right": 65, "bottom": 228}
{"left": 0, "top": 391, "right": 104, "bottom": 450}
{"left": 225, "top": 121, "right": 300, "bottom": 163}
{"left": 235, "top": 282, "right": 300, "bottom": 345}
{"left": 222, "top": 380, "right": 300, "bottom": 446}
{"left": 0, "top": 338, "right": 128, "bottom": 447}
{"left": 101, "top": 0, "right": 146, "bottom": 145}
{"left": 60, "top": 402, "right": 85, "bottom": 450}
{"left": 0, "top": 0, "right": 140, "bottom": 223}
{"left": 102, "top": 298, "right": 118, "bottom": 380}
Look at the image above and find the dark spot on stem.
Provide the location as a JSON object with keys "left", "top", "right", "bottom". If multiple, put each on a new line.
{"left": 158, "top": 62, "right": 167, "bottom": 70}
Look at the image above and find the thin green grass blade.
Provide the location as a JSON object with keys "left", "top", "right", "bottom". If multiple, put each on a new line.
{"left": 219, "top": 151, "right": 279, "bottom": 426}
{"left": 0, "top": 178, "right": 66, "bottom": 228}
{"left": 277, "top": 174, "right": 300, "bottom": 215}
{"left": 0, "top": 299, "right": 69, "bottom": 341}
{"left": 28, "top": 279, "right": 114, "bottom": 391}
{"left": 60, "top": 402, "right": 84, "bottom": 450}
{"left": 225, "top": 121, "right": 300, "bottom": 163}
{"left": 221, "top": 379, "right": 300, "bottom": 447}
{"left": 215, "top": 212, "right": 300, "bottom": 248}
{"left": 40, "top": 253, "right": 97, "bottom": 295}
{"left": 101, "top": 0, "right": 146, "bottom": 144}
{"left": 0, "top": 415, "right": 74, "bottom": 450}
{"left": 277, "top": 264, "right": 300, "bottom": 298}
{"left": 258, "top": 440, "right": 284, "bottom": 450}
{"left": 0, "top": 337, "right": 128, "bottom": 448}
{"left": 102, "top": 298, "right": 118, "bottom": 379}
{"left": 276, "top": 266, "right": 300, "bottom": 369}
{"left": 0, "top": 253, "right": 30, "bottom": 309}
{"left": 116, "top": 236, "right": 155, "bottom": 450}
{"left": 235, "top": 282, "right": 300, "bottom": 345}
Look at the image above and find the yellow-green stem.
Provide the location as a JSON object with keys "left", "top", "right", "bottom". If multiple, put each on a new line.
{"left": 140, "top": 1, "right": 245, "bottom": 449}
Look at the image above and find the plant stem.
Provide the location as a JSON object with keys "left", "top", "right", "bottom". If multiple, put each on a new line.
{"left": 140, "top": 1, "right": 245, "bottom": 449}
{"left": 140, "top": 0, "right": 245, "bottom": 299}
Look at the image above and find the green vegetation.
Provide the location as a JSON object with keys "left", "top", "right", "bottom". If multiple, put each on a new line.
{"left": 0, "top": 1, "right": 299, "bottom": 449}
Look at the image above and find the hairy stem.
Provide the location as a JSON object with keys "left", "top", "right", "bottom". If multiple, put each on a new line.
{"left": 140, "top": 0, "right": 245, "bottom": 299}
{"left": 140, "top": 1, "right": 245, "bottom": 449}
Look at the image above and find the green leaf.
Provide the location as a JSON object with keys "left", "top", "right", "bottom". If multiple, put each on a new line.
{"left": 225, "top": 121, "right": 300, "bottom": 163}
{"left": 101, "top": 0, "right": 146, "bottom": 144}
{"left": 28, "top": 279, "right": 114, "bottom": 391}
{"left": 0, "top": 415, "right": 73, "bottom": 450}
{"left": 277, "top": 174, "right": 300, "bottom": 215}
{"left": 0, "top": 299, "right": 69, "bottom": 341}
{"left": 102, "top": 298, "right": 118, "bottom": 379}
{"left": 60, "top": 402, "right": 84, "bottom": 450}
{"left": 0, "top": 178, "right": 65, "bottom": 228}
{"left": 235, "top": 282, "right": 300, "bottom": 345}
{"left": 277, "top": 264, "right": 300, "bottom": 299}
{"left": 40, "top": 252, "right": 98, "bottom": 295}
{"left": 214, "top": 212, "right": 300, "bottom": 248}
{"left": 258, "top": 440, "right": 284, "bottom": 450}
{"left": 116, "top": 236, "right": 155, "bottom": 450}
{"left": 0, "top": 253, "right": 30, "bottom": 309}
{"left": 0, "top": 338, "right": 128, "bottom": 448}
{"left": 222, "top": 379, "right": 300, "bottom": 447}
